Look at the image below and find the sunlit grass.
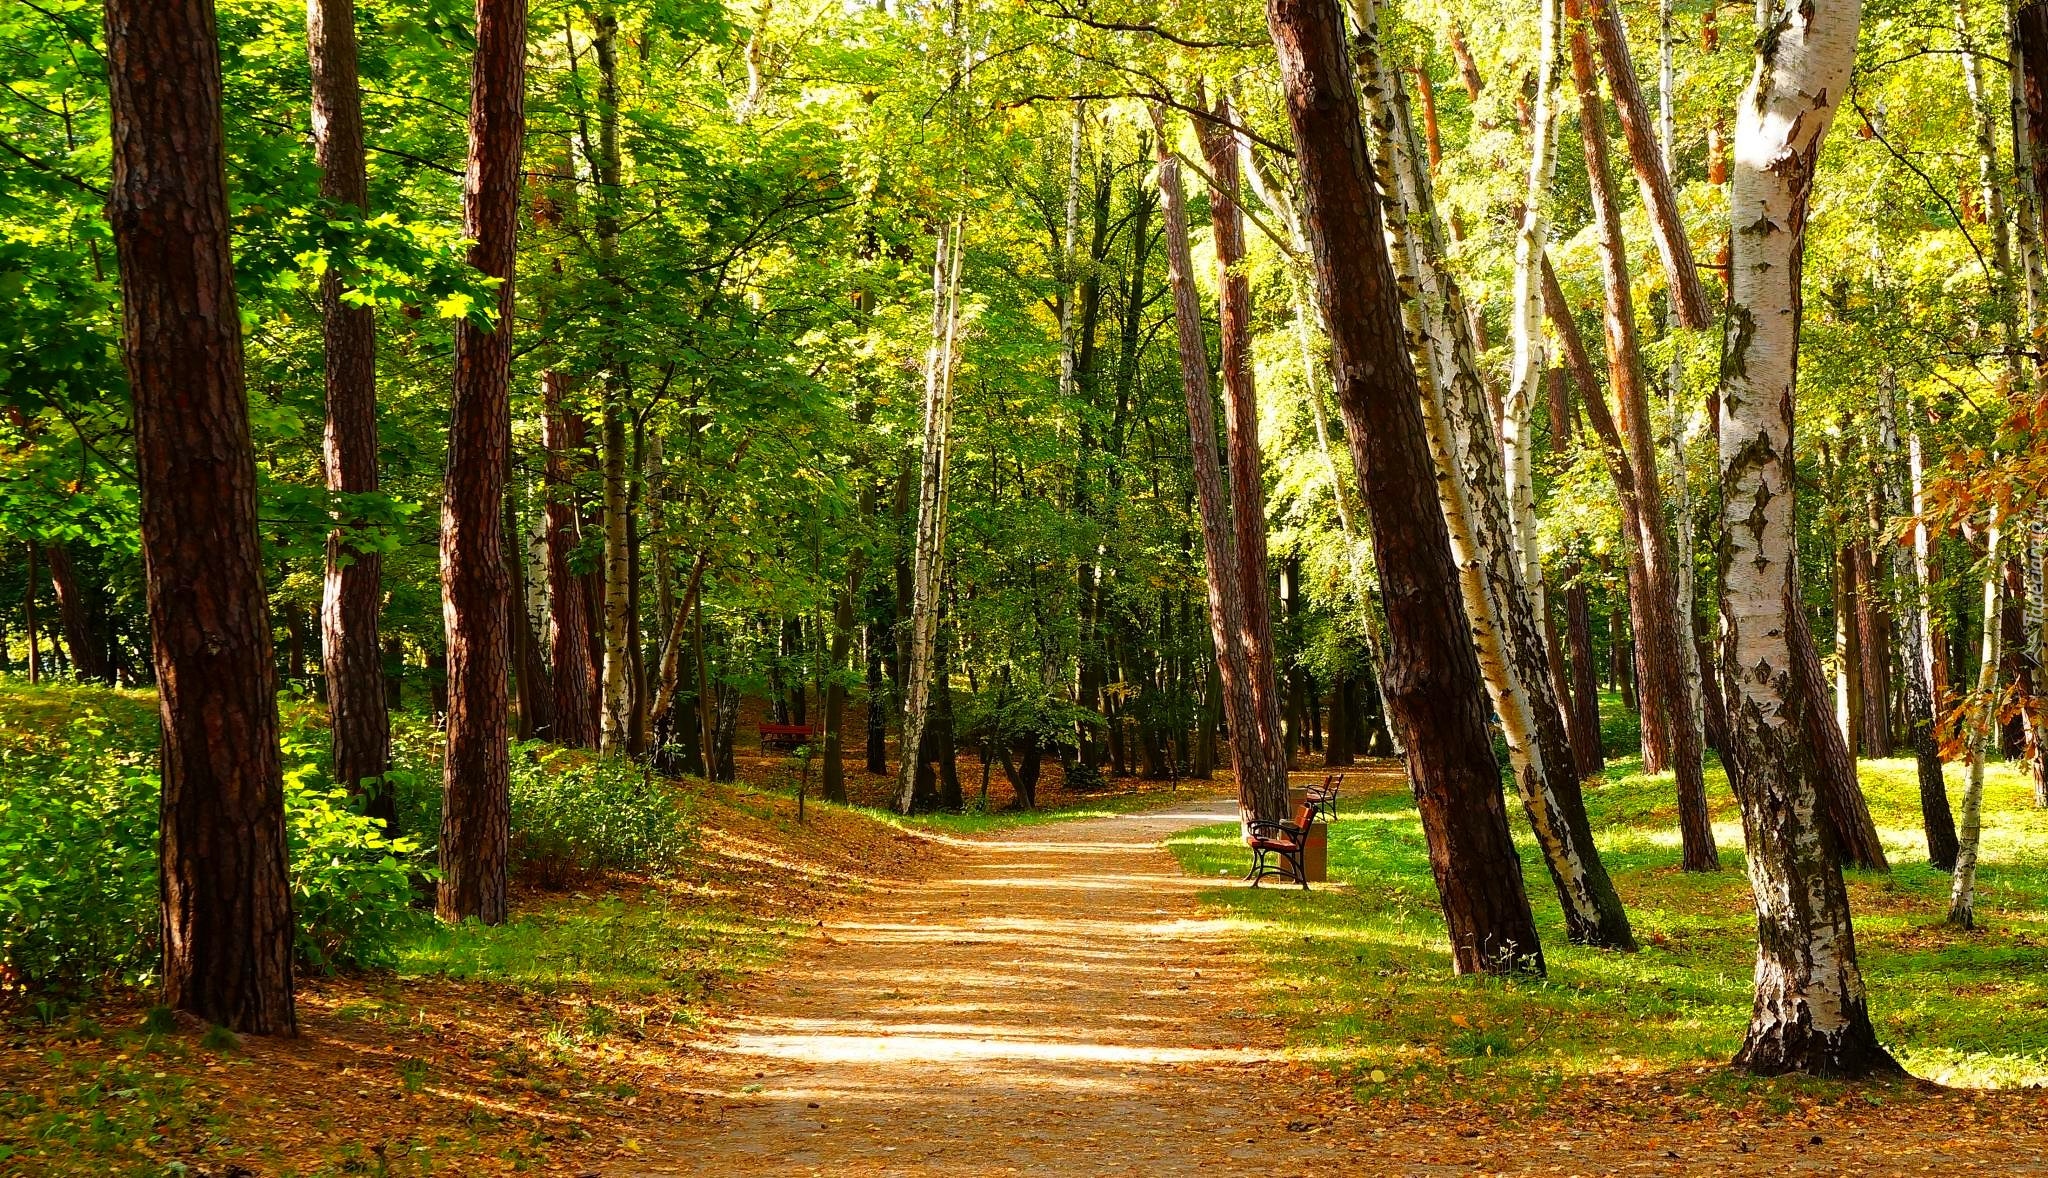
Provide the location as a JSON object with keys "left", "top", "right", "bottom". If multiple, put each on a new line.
{"left": 1167, "top": 694, "right": 2048, "bottom": 1100}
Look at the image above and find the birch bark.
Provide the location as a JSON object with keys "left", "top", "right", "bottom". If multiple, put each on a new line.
{"left": 1718, "top": 0, "right": 1897, "bottom": 1074}
{"left": 1355, "top": 0, "right": 1635, "bottom": 947}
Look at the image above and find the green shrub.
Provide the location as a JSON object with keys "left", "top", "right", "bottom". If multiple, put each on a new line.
{"left": 0, "top": 706, "right": 425, "bottom": 992}
{"left": 506, "top": 744, "right": 693, "bottom": 888}
{"left": 0, "top": 713, "right": 160, "bottom": 992}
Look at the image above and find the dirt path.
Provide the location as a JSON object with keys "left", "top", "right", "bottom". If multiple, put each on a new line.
{"left": 628, "top": 795, "right": 1369, "bottom": 1175}
{"left": 624, "top": 793, "right": 2048, "bottom": 1178}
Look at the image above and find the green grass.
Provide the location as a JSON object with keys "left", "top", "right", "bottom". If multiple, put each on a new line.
{"left": 1166, "top": 693, "right": 2048, "bottom": 1104}
{"left": 392, "top": 887, "right": 795, "bottom": 1008}
{"left": 859, "top": 779, "right": 1204, "bottom": 835}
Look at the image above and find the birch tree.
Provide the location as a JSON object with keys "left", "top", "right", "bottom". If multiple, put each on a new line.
{"left": 1717, "top": 0, "right": 1897, "bottom": 1075}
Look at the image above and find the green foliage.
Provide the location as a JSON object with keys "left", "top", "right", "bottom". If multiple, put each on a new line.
{"left": 505, "top": 745, "right": 695, "bottom": 889}
{"left": 0, "top": 688, "right": 424, "bottom": 990}
{"left": 1166, "top": 698, "right": 2048, "bottom": 1099}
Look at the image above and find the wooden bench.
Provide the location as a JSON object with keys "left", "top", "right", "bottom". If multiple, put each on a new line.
{"left": 758, "top": 722, "right": 815, "bottom": 751}
{"left": 1307, "top": 772, "right": 1344, "bottom": 823}
{"left": 1245, "top": 798, "right": 1322, "bottom": 890}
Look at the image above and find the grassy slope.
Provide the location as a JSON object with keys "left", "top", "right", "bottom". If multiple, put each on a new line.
{"left": 1166, "top": 694, "right": 2048, "bottom": 1106}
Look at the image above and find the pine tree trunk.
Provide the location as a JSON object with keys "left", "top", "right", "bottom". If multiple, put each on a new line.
{"left": 1718, "top": 0, "right": 1897, "bottom": 1075}
{"left": 1153, "top": 121, "right": 1276, "bottom": 829}
{"left": 1268, "top": 0, "right": 1544, "bottom": 975}
{"left": 21, "top": 544, "right": 41, "bottom": 684}
{"left": 1587, "top": 0, "right": 1710, "bottom": 328}
{"left": 1834, "top": 536, "right": 1864, "bottom": 758}
{"left": 1566, "top": 0, "right": 1717, "bottom": 870}
{"left": 437, "top": 0, "right": 526, "bottom": 926}
{"left": 1855, "top": 536, "right": 1894, "bottom": 756}
{"left": 1199, "top": 98, "right": 1291, "bottom": 822}
{"left": 105, "top": 0, "right": 295, "bottom": 1034}
{"left": 43, "top": 545, "right": 111, "bottom": 683}
{"left": 542, "top": 372, "right": 598, "bottom": 747}
{"left": 506, "top": 495, "right": 551, "bottom": 742}
{"left": 308, "top": 0, "right": 389, "bottom": 818}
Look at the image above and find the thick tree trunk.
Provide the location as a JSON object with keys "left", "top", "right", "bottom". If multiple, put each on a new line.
{"left": 105, "top": 0, "right": 295, "bottom": 1034}
{"left": 1567, "top": 0, "right": 1717, "bottom": 870}
{"left": 437, "top": 0, "right": 526, "bottom": 926}
{"left": 1154, "top": 120, "right": 1279, "bottom": 829}
{"left": 1877, "top": 376, "right": 1958, "bottom": 866}
{"left": 1717, "top": 0, "right": 1897, "bottom": 1076}
{"left": 308, "top": 0, "right": 389, "bottom": 818}
{"left": 1199, "top": 99, "right": 1290, "bottom": 822}
{"left": 542, "top": 372, "right": 598, "bottom": 747}
{"left": 43, "top": 545, "right": 111, "bottom": 683}
{"left": 1791, "top": 599, "right": 1889, "bottom": 870}
{"left": 1268, "top": 0, "right": 1544, "bottom": 975}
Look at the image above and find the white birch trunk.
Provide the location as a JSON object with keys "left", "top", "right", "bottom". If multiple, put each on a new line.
{"left": 1718, "top": 0, "right": 1894, "bottom": 1075}
{"left": 1949, "top": 508, "right": 2002, "bottom": 927}
{"left": 1505, "top": 0, "right": 1561, "bottom": 606}
{"left": 1354, "top": 0, "right": 1633, "bottom": 948}
{"left": 893, "top": 214, "right": 966, "bottom": 813}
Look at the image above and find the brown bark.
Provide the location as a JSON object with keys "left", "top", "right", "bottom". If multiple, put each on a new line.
{"left": 438, "top": 0, "right": 526, "bottom": 927}
{"left": 309, "top": 0, "right": 390, "bottom": 817}
{"left": 1153, "top": 116, "right": 1277, "bottom": 829}
{"left": 1834, "top": 537, "right": 1863, "bottom": 758}
{"left": 1200, "top": 97, "right": 1290, "bottom": 821}
{"left": 105, "top": 0, "right": 295, "bottom": 1034}
{"left": 1793, "top": 596, "right": 1889, "bottom": 870}
{"left": 43, "top": 545, "right": 111, "bottom": 683}
{"left": 1268, "top": 0, "right": 1544, "bottom": 975}
{"left": 541, "top": 371, "right": 598, "bottom": 746}
{"left": 1566, "top": 2, "right": 1717, "bottom": 870}
{"left": 1412, "top": 66, "right": 1443, "bottom": 170}
{"left": 1586, "top": 0, "right": 1710, "bottom": 328}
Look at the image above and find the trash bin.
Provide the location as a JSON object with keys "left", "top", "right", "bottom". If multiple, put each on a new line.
{"left": 1286, "top": 787, "right": 1328, "bottom": 883}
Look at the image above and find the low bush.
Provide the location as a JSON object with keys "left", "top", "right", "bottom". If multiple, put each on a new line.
{"left": 0, "top": 704, "right": 423, "bottom": 993}
{"left": 506, "top": 744, "right": 694, "bottom": 888}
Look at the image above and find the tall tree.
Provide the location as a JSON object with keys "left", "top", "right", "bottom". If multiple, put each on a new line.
{"left": 1154, "top": 112, "right": 1281, "bottom": 828}
{"left": 307, "top": 0, "right": 390, "bottom": 821}
{"left": 542, "top": 372, "right": 599, "bottom": 747}
{"left": 1717, "top": 0, "right": 1896, "bottom": 1076}
{"left": 1267, "top": 0, "right": 1544, "bottom": 975}
{"left": 1566, "top": 0, "right": 1717, "bottom": 871}
{"left": 438, "top": 0, "right": 527, "bottom": 925}
{"left": 1198, "top": 96, "right": 1290, "bottom": 825}
{"left": 104, "top": 0, "right": 295, "bottom": 1034}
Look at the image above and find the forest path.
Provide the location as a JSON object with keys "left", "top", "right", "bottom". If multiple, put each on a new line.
{"left": 624, "top": 794, "right": 1373, "bottom": 1175}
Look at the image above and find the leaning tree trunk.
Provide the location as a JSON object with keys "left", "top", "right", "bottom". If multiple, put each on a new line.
{"left": 1717, "top": 0, "right": 1897, "bottom": 1076}
{"left": 105, "top": 0, "right": 295, "bottom": 1035}
{"left": 1356, "top": 0, "right": 1635, "bottom": 948}
{"left": 1268, "top": 0, "right": 1545, "bottom": 976}
{"left": 1567, "top": 0, "right": 1718, "bottom": 871}
{"left": 1153, "top": 120, "right": 1273, "bottom": 830}
{"left": 1198, "top": 99, "right": 1290, "bottom": 824}
{"left": 438, "top": 0, "right": 526, "bottom": 926}
{"left": 1878, "top": 375, "right": 1959, "bottom": 866}
{"left": 308, "top": 0, "right": 389, "bottom": 820}
{"left": 1504, "top": 0, "right": 1562, "bottom": 610}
